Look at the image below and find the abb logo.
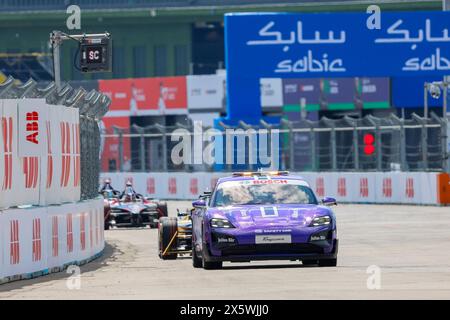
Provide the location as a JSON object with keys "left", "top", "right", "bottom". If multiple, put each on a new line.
{"left": 337, "top": 178, "right": 347, "bottom": 197}
{"left": 73, "top": 124, "right": 80, "bottom": 187}
{"left": 382, "top": 178, "right": 392, "bottom": 198}
{"left": 52, "top": 216, "right": 59, "bottom": 257}
{"left": 147, "top": 177, "right": 155, "bottom": 194}
{"left": 25, "top": 112, "right": 39, "bottom": 144}
{"left": 360, "top": 178, "right": 369, "bottom": 198}
{"left": 10, "top": 220, "right": 20, "bottom": 265}
{"left": 46, "top": 121, "right": 53, "bottom": 188}
{"left": 23, "top": 157, "right": 39, "bottom": 189}
{"left": 2, "top": 116, "right": 13, "bottom": 191}
{"left": 67, "top": 214, "right": 73, "bottom": 253}
{"left": 80, "top": 213, "right": 86, "bottom": 251}
{"left": 190, "top": 178, "right": 198, "bottom": 195}
{"left": 168, "top": 177, "right": 177, "bottom": 195}
{"left": 406, "top": 178, "right": 415, "bottom": 198}
{"left": 32, "top": 218, "right": 42, "bottom": 262}
{"left": 60, "top": 122, "right": 71, "bottom": 187}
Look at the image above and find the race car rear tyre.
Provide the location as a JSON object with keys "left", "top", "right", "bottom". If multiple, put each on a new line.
{"left": 159, "top": 217, "right": 178, "bottom": 260}
{"left": 302, "top": 259, "right": 318, "bottom": 266}
{"left": 192, "top": 246, "right": 203, "bottom": 268}
{"left": 318, "top": 258, "right": 337, "bottom": 267}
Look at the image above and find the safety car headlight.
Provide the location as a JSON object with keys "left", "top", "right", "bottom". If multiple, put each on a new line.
{"left": 210, "top": 218, "right": 235, "bottom": 228}
{"left": 309, "top": 216, "right": 331, "bottom": 227}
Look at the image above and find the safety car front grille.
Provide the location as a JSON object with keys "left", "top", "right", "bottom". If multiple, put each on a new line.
{"left": 220, "top": 243, "right": 324, "bottom": 256}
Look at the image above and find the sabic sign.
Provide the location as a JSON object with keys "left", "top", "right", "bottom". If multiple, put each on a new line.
{"left": 223, "top": 11, "right": 450, "bottom": 122}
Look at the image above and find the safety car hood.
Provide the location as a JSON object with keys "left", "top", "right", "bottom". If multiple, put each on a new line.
{"left": 207, "top": 204, "right": 332, "bottom": 229}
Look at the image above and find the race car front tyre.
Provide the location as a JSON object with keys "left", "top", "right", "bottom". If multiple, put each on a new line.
{"left": 159, "top": 217, "right": 178, "bottom": 260}
{"left": 150, "top": 222, "right": 158, "bottom": 229}
{"left": 318, "top": 258, "right": 337, "bottom": 267}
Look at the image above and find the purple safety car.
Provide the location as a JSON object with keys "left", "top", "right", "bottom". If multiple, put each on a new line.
{"left": 191, "top": 171, "right": 338, "bottom": 269}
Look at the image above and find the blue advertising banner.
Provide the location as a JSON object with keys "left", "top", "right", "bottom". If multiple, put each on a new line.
{"left": 392, "top": 76, "right": 443, "bottom": 108}
{"left": 359, "top": 78, "right": 390, "bottom": 109}
{"left": 224, "top": 11, "right": 450, "bottom": 122}
{"left": 283, "top": 78, "right": 321, "bottom": 108}
{"left": 322, "top": 78, "right": 358, "bottom": 110}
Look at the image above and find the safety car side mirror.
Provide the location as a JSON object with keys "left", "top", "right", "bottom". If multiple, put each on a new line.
{"left": 322, "top": 197, "right": 337, "bottom": 206}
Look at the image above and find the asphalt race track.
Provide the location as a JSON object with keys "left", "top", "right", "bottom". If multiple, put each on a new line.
{"left": 1, "top": 202, "right": 450, "bottom": 299}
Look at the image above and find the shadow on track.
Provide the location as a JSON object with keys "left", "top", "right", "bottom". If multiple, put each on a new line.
{"left": 0, "top": 242, "right": 118, "bottom": 293}
{"left": 221, "top": 263, "right": 323, "bottom": 270}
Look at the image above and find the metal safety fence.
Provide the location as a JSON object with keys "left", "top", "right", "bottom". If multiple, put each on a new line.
{"left": 101, "top": 112, "right": 448, "bottom": 173}
{"left": 0, "top": 76, "right": 110, "bottom": 200}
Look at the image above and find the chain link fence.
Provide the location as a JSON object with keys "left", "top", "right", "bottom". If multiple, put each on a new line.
{"left": 101, "top": 112, "right": 448, "bottom": 173}
{"left": 0, "top": 76, "right": 110, "bottom": 200}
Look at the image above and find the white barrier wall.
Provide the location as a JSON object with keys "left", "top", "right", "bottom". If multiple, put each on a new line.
{"left": 0, "top": 198, "right": 104, "bottom": 283}
{"left": 0, "top": 99, "right": 80, "bottom": 209}
{"left": 100, "top": 171, "right": 449, "bottom": 205}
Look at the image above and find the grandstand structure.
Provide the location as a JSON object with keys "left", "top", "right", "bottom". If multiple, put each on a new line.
{"left": 0, "top": 53, "right": 52, "bottom": 82}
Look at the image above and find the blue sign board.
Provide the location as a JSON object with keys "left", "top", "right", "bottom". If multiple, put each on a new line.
{"left": 392, "top": 76, "right": 443, "bottom": 108}
{"left": 224, "top": 11, "right": 450, "bottom": 123}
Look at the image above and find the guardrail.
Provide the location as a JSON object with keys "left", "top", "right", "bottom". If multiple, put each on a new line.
{"left": 102, "top": 113, "right": 448, "bottom": 173}
{"left": 0, "top": 76, "right": 109, "bottom": 285}
{"left": 100, "top": 171, "right": 450, "bottom": 205}
{"left": 0, "top": 76, "right": 110, "bottom": 208}
{"left": 0, "top": 198, "right": 104, "bottom": 284}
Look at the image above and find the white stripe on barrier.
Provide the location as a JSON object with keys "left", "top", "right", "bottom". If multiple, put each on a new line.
{"left": 0, "top": 99, "right": 81, "bottom": 209}
{"left": 0, "top": 198, "right": 104, "bottom": 283}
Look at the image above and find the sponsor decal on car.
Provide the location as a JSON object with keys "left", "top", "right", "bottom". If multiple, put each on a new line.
{"left": 255, "top": 234, "right": 292, "bottom": 244}
{"left": 255, "top": 229, "right": 292, "bottom": 234}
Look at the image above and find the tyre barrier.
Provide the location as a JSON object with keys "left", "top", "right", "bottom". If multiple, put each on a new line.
{"left": 0, "top": 198, "right": 104, "bottom": 284}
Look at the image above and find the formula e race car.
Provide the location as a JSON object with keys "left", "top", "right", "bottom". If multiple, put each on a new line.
{"left": 158, "top": 209, "right": 193, "bottom": 260}
{"left": 191, "top": 171, "right": 339, "bottom": 269}
{"left": 101, "top": 180, "right": 168, "bottom": 230}
{"left": 106, "top": 195, "right": 162, "bottom": 229}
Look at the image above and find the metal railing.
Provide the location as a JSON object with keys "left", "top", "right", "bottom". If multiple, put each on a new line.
{"left": 0, "top": 76, "right": 110, "bottom": 200}
{"left": 101, "top": 113, "right": 448, "bottom": 173}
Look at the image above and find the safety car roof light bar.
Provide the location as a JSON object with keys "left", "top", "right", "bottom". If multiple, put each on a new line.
{"left": 232, "top": 171, "right": 289, "bottom": 177}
